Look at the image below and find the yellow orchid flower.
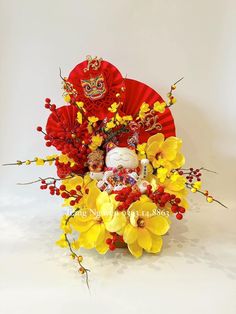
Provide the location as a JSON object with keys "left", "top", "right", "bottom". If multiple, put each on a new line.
{"left": 123, "top": 195, "right": 170, "bottom": 258}
{"left": 61, "top": 174, "right": 96, "bottom": 207}
{"left": 146, "top": 133, "right": 185, "bottom": 170}
{"left": 153, "top": 101, "right": 166, "bottom": 113}
{"left": 157, "top": 167, "right": 168, "bottom": 183}
{"left": 71, "top": 191, "right": 127, "bottom": 254}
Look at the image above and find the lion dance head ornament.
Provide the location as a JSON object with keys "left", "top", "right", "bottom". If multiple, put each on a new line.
{"left": 6, "top": 56, "right": 226, "bottom": 287}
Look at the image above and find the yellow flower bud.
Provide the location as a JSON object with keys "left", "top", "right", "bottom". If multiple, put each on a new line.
{"left": 64, "top": 94, "right": 71, "bottom": 103}
{"left": 79, "top": 267, "right": 85, "bottom": 274}
{"left": 77, "top": 255, "right": 83, "bottom": 263}
{"left": 70, "top": 253, "right": 76, "bottom": 259}
{"left": 207, "top": 196, "right": 213, "bottom": 203}
{"left": 171, "top": 84, "right": 176, "bottom": 90}
{"left": 25, "top": 160, "right": 31, "bottom": 165}
{"left": 191, "top": 188, "right": 197, "bottom": 193}
{"left": 116, "top": 93, "right": 120, "bottom": 98}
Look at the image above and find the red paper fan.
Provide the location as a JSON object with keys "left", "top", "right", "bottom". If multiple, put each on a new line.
{"left": 67, "top": 59, "right": 125, "bottom": 119}
{"left": 116, "top": 78, "right": 176, "bottom": 146}
{"left": 46, "top": 105, "right": 79, "bottom": 139}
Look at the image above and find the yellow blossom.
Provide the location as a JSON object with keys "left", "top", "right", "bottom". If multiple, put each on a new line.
{"left": 88, "top": 116, "right": 99, "bottom": 123}
{"left": 153, "top": 101, "right": 166, "bottom": 113}
{"left": 146, "top": 133, "right": 185, "bottom": 170}
{"left": 106, "top": 120, "right": 116, "bottom": 129}
{"left": 123, "top": 195, "right": 170, "bottom": 258}
{"left": 157, "top": 167, "right": 168, "bottom": 183}
{"left": 60, "top": 214, "right": 72, "bottom": 234}
{"left": 64, "top": 94, "right": 71, "bottom": 103}
{"left": 46, "top": 155, "right": 57, "bottom": 165}
{"left": 77, "top": 111, "right": 83, "bottom": 124}
{"left": 138, "top": 102, "right": 150, "bottom": 119}
{"left": 35, "top": 158, "right": 45, "bottom": 166}
{"left": 89, "top": 134, "right": 103, "bottom": 151}
{"left": 58, "top": 154, "right": 75, "bottom": 167}
{"left": 108, "top": 102, "right": 119, "bottom": 113}
{"left": 137, "top": 143, "right": 147, "bottom": 160}
{"left": 193, "top": 181, "right": 202, "bottom": 190}
{"left": 56, "top": 234, "right": 68, "bottom": 248}
{"left": 76, "top": 101, "right": 84, "bottom": 109}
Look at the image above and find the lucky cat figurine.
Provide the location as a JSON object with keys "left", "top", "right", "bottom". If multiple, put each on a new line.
{"left": 89, "top": 143, "right": 149, "bottom": 193}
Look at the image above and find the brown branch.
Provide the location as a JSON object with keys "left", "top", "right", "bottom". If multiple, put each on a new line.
{"left": 64, "top": 208, "right": 90, "bottom": 290}
{"left": 186, "top": 183, "right": 228, "bottom": 209}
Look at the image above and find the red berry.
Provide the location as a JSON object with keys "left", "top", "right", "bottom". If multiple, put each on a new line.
{"left": 61, "top": 192, "right": 69, "bottom": 199}
{"left": 70, "top": 200, "right": 76, "bottom": 206}
{"left": 176, "top": 213, "right": 183, "bottom": 220}
{"left": 41, "top": 180, "right": 46, "bottom": 184}
{"left": 46, "top": 141, "right": 52, "bottom": 147}
{"left": 109, "top": 243, "right": 116, "bottom": 251}
{"left": 175, "top": 198, "right": 181, "bottom": 204}
{"left": 45, "top": 98, "right": 51, "bottom": 103}
{"left": 50, "top": 104, "right": 56, "bottom": 111}
{"left": 50, "top": 190, "right": 55, "bottom": 195}
{"left": 179, "top": 207, "right": 185, "bottom": 213}
{"left": 171, "top": 205, "right": 179, "bottom": 213}
{"left": 106, "top": 238, "right": 112, "bottom": 245}
{"left": 85, "top": 188, "right": 89, "bottom": 194}
{"left": 157, "top": 186, "right": 164, "bottom": 194}
{"left": 178, "top": 170, "right": 183, "bottom": 175}
{"left": 60, "top": 185, "right": 66, "bottom": 191}
{"left": 76, "top": 185, "right": 81, "bottom": 191}
{"left": 45, "top": 103, "right": 50, "bottom": 109}
{"left": 37, "top": 126, "right": 42, "bottom": 132}
{"left": 70, "top": 190, "right": 77, "bottom": 196}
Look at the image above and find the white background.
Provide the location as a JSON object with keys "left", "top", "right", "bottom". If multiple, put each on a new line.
{"left": 0, "top": 0, "right": 235, "bottom": 313}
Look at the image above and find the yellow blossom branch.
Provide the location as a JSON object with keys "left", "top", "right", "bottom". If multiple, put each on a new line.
{"left": 64, "top": 208, "right": 90, "bottom": 290}
{"left": 2, "top": 157, "right": 57, "bottom": 167}
{"left": 185, "top": 183, "right": 228, "bottom": 208}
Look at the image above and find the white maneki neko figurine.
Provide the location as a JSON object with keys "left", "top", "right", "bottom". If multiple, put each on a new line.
{"left": 88, "top": 143, "right": 149, "bottom": 194}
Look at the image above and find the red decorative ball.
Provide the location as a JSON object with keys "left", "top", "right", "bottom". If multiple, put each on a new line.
{"left": 37, "top": 126, "right": 42, "bottom": 132}
{"left": 176, "top": 213, "right": 183, "bottom": 220}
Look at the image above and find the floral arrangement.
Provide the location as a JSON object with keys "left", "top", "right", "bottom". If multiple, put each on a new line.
{"left": 5, "top": 56, "right": 226, "bottom": 287}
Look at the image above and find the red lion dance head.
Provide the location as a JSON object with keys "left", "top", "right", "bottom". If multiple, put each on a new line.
{"left": 66, "top": 56, "right": 125, "bottom": 119}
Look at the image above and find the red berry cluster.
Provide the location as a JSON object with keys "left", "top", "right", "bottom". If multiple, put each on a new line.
{"left": 40, "top": 179, "right": 60, "bottom": 196}
{"left": 59, "top": 184, "right": 86, "bottom": 206}
{"left": 147, "top": 185, "right": 185, "bottom": 220}
{"left": 39, "top": 98, "right": 95, "bottom": 178}
{"left": 178, "top": 168, "right": 202, "bottom": 183}
{"left": 106, "top": 233, "right": 124, "bottom": 251}
{"left": 113, "top": 187, "right": 142, "bottom": 211}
